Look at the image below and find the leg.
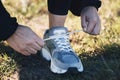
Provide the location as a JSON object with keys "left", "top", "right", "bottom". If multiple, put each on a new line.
{"left": 49, "top": 12, "right": 67, "bottom": 28}
{"left": 47, "top": 0, "right": 71, "bottom": 28}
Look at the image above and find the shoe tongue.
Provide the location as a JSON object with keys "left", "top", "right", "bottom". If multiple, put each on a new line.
{"left": 49, "top": 27, "right": 68, "bottom": 35}
{"left": 53, "top": 29, "right": 66, "bottom": 35}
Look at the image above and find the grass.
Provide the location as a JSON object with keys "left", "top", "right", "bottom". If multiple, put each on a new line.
{"left": 0, "top": 0, "right": 120, "bottom": 80}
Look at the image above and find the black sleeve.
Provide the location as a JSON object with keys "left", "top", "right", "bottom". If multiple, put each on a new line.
{"left": 0, "top": 1, "right": 18, "bottom": 41}
{"left": 80, "top": 0, "right": 101, "bottom": 10}
{"left": 48, "top": 0, "right": 101, "bottom": 16}
{"left": 70, "top": 0, "right": 102, "bottom": 16}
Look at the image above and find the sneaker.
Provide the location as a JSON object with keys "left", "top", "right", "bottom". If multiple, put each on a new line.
{"left": 42, "top": 27, "right": 83, "bottom": 74}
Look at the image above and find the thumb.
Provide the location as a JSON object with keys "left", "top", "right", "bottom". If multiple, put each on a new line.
{"left": 81, "top": 16, "right": 87, "bottom": 32}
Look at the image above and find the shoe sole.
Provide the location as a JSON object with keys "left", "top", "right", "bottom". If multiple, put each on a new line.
{"left": 42, "top": 45, "right": 84, "bottom": 74}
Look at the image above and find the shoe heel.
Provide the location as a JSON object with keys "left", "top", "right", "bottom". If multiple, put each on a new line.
{"left": 42, "top": 45, "right": 51, "bottom": 61}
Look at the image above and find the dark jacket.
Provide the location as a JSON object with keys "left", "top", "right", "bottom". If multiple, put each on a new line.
{"left": 0, "top": 1, "right": 18, "bottom": 41}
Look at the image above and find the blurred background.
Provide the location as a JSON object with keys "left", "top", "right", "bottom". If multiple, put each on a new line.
{"left": 0, "top": 0, "right": 120, "bottom": 80}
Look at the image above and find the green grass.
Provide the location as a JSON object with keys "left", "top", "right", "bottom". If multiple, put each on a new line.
{"left": 0, "top": 0, "right": 120, "bottom": 80}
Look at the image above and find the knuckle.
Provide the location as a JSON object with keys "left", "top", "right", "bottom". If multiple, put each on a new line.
{"left": 19, "top": 48, "right": 24, "bottom": 52}
{"left": 32, "top": 50, "right": 37, "bottom": 54}
{"left": 25, "top": 54, "right": 31, "bottom": 56}
{"left": 37, "top": 47, "right": 41, "bottom": 51}
{"left": 82, "top": 25, "right": 86, "bottom": 28}
{"left": 92, "top": 19, "right": 97, "bottom": 23}
{"left": 92, "top": 32, "right": 99, "bottom": 35}
{"left": 18, "top": 47, "right": 26, "bottom": 52}
{"left": 31, "top": 48, "right": 37, "bottom": 53}
{"left": 39, "top": 41, "right": 45, "bottom": 47}
{"left": 26, "top": 41, "right": 34, "bottom": 45}
{"left": 87, "top": 29, "right": 92, "bottom": 33}
{"left": 95, "top": 33, "right": 100, "bottom": 35}
{"left": 39, "top": 47, "right": 42, "bottom": 50}
{"left": 34, "top": 50, "right": 37, "bottom": 54}
{"left": 41, "top": 44, "right": 44, "bottom": 47}
{"left": 86, "top": 31, "right": 91, "bottom": 34}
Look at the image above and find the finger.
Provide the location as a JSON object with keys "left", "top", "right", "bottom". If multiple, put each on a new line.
{"left": 31, "top": 43, "right": 42, "bottom": 51}
{"left": 36, "top": 37, "right": 45, "bottom": 47}
{"left": 92, "top": 20, "right": 101, "bottom": 35}
{"left": 81, "top": 16, "right": 87, "bottom": 32}
{"left": 20, "top": 50, "right": 31, "bottom": 56}
{"left": 17, "top": 47, "right": 31, "bottom": 56}
{"left": 26, "top": 48, "right": 37, "bottom": 54}
{"left": 87, "top": 20, "right": 96, "bottom": 34}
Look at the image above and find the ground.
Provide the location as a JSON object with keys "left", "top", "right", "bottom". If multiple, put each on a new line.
{"left": 0, "top": 42, "right": 120, "bottom": 80}
{"left": 0, "top": 0, "right": 120, "bottom": 80}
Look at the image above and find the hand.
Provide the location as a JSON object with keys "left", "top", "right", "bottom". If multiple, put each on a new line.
{"left": 81, "top": 6, "right": 101, "bottom": 35}
{"left": 6, "top": 25, "right": 45, "bottom": 56}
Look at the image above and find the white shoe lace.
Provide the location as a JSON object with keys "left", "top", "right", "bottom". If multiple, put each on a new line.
{"left": 53, "top": 34, "right": 72, "bottom": 51}
{"left": 43, "top": 30, "right": 83, "bottom": 51}
{"left": 43, "top": 30, "right": 82, "bottom": 41}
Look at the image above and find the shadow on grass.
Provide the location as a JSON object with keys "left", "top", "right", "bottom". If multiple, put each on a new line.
{"left": 0, "top": 42, "right": 120, "bottom": 80}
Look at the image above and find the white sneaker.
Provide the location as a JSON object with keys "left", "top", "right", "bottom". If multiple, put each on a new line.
{"left": 42, "top": 27, "right": 83, "bottom": 74}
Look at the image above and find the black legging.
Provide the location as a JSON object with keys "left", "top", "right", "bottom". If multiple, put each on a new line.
{"left": 48, "top": 0, "right": 101, "bottom": 16}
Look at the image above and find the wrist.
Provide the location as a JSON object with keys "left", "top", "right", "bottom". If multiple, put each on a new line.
{"left": 82, "top": 6, "right": 97, "bottom": 12}
{"left": 81, "top": 6, "right": 98, "bottom": 16}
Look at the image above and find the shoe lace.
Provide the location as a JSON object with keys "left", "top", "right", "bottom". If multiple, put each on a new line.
{"left": 53, "top": 34, "right": 72, "bottom": 51}
{"left": 44, "top": 30, "right": 82, "bottom": 41}
{"left": 43, "top": 30, "right": 83, "bottom": 51}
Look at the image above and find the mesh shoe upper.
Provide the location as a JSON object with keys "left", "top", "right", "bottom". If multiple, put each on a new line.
{"left": 44, "top": 27, "right": 80, "bottom": 68}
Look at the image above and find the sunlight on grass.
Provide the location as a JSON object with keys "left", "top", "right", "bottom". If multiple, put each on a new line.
{"left": 0, "top": 0, "right": 120, "bottom": 79}
{"left": 0, "top": 53, "right": 17, "bottom": 79}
